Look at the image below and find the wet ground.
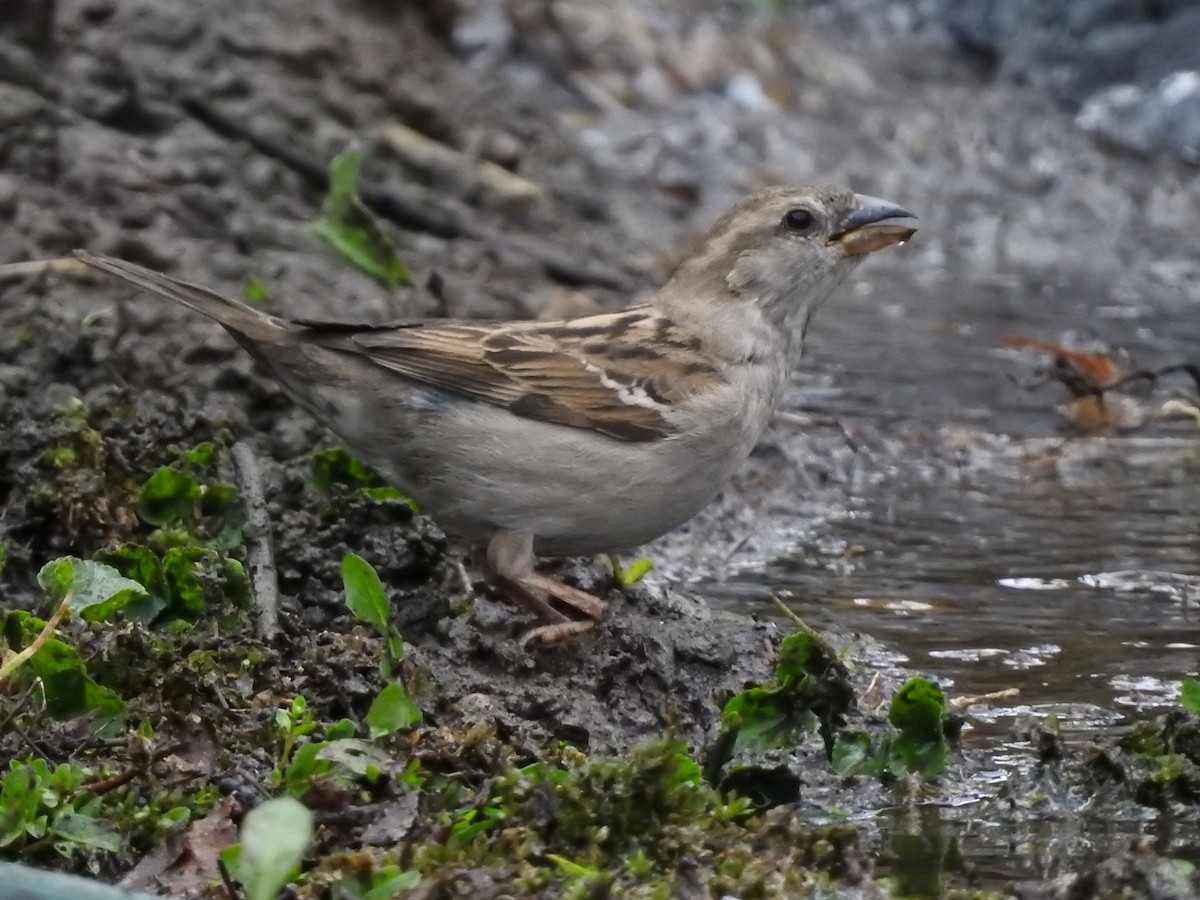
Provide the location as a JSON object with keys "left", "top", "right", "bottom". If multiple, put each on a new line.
{"left": 2, "top": 0, "right": 1200, "bottom": 896}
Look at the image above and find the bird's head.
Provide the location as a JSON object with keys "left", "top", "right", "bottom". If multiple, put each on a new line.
{"left": 664, "top": 185, "right": 916, "bottom": 360}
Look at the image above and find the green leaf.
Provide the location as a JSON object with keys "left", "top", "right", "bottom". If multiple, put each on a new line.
{"left": 35, "top": 557, "right": 76, "bottom": 604}
{"left": 182, "top": 441, "right": 217, "bottom": 470}
{"left": 312, "top": 146, "right": 409, "bottom": 288}
{"left": 1182, "top": 678, "right": 1200, "bottom": 715}
{"left": 158, "top": 806, "right": 192, "bottom": 832}
{"left": 888, "top": 731, "right": 948, "bottom": 780}
{"left": 50, "top": 762, "right": 86, "bottom": 794}
{"left": 2, "top": 611, "right": 125, "bottom": 720}
{"left": 94, "top": 544, "right": 168, "bottom": 623}
{"left": 361, "top": 870, "right": 421, "bottom": 900}
{"left": 36, "top": 557, "right": 147, "bottom": 621}
{"left": 239, "top": 797, "right": 314, "bottom": 900}
{"left": 162, "top": 546, "right": 215, "bottom": 620}
{"left": 315, "top": 738, "right": 390, "bottom": 778}
{"left": 887, "top": 677, "right": 950, "bottom": 778}
{"left": 244, "top": 276, "right": 270, "bottom": 305}
{"left": 383, "top": 626, "right": 406, "bottom": 671}
{"left": 280, "top": 743, "right": 330, "bottom": 797}
{"left": 51, "top": 806, "right": 122, "bottom": 852}
{"left": 617, "top": 557, "right": 653, "bottom": 587}
{"left": 220, "top": 844, "right": 244, "bottom": 883}
{"left": 366, "top": 682, "right": 422, "bottom": 738}
{"left": 312, "top": 448, "right": 383, "bottom": 490}
{"left": 42, "top": 446, "right": 78, "bottom": 469}
{"left": 450, "top": 811, "right": 492, "bottom": 843}
{"left": 312, "top": 448, "right": 418, "bottom": 509}
{"left": 888, "top": 677, "right": 946, "bottom": 736}
{"left": 199, "top": 482, "right": 246, "bottom": 550}
{"left": 342, "top": 553, "right": 390, "bottom": 635}
{"left": 0, "top": 762, "right": 43, "bottom": 848}
{"left": 546, "top": 853, "right": 599, "bottom": 879}
{"left": 222, "top": 558, "right": 253, "bottom": 609}
{"left": 721, "top": 686, "right": 812, "bottom": 753}
{"left": 775, "top": 631, "right": 827, "bottom": 688}
{"left": 137, "top": 467, "right": 201, "bottom": 526}
{"left": 830, "top": 730, "right": 878, "bottom": 777}
{"left": 662, "top": 745, "right": 702, "bottom": 786}
{"left": 363, "top": 485, "right": 405, "bottom": 502}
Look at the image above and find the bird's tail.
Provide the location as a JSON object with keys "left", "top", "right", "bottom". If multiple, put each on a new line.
{"left": 74, "top": 251, "right": 287, "bottom": 343}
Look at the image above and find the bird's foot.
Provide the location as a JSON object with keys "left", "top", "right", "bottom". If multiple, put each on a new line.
{"left": 519, "top": 571, "right": 607, "bottom": 619}
{"left": 496, "top": 576, "right": 569, "bottom": 624}
{"left": 493, "top": 571, "right": 607, "bottom": 646}
{"left": 486, "top": 532, "right": 606, "bottom": 643}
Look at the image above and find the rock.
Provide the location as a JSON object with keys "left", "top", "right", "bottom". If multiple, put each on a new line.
{"left": 1078, "top": 70, "right": 1200, "bottom": 163}
{"left": 840, "top": 0, "right": 1200, "bottom": 164}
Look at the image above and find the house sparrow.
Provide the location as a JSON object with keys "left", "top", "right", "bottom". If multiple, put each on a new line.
{"left": 75, "top": 185, "right": 915, "bottom": 642}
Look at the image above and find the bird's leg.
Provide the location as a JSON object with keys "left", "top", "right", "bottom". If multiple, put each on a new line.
{"left": 496, "top": 576, "right": 589, "bottom": 647}
{"left": 485, "top": 532, "right": 606, "bottom": 641}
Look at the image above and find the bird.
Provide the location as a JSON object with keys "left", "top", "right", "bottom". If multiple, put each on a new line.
{"left": 75, "top": 185, "right": 916, "bottom": 642}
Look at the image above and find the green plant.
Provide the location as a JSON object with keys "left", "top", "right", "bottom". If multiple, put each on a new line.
{"left": 414, "top": 738, "right": 791, "bottom": 892}
{"left": 1182, "top": 678, "right": 1200, "bottom": 715}
{"left": 86, "top": 444, "right": 252, "bottom": 625}
{"left": 271, "top": 697, "right": 387, "bottom": 797}
{"left": 244, "top": 276, "right": 270, "bottom": 305}
{"left": 313, "top": 145, "right": 409, "bottom": 287}
{"left": 342, "top": 553, "right": 422, "bottom": 737}
{"left": 312, "top": 447, "right": 415, "bottom": 507}
{"left": 136, "top": 454, "right": 245, "bottom": 551}
{"left": 448, "top": 804, "right": 507, "bottom": 844}
{"left": 95, "top": 542, "right": 249, "bottom": 626}
{"left": 0, "top": 758, "right": 120, "bottom": 854}
{"left": 608, "top": 554, "right": 653, "bottom": 587}
{"left": 327, "top": 865, "right": 421, "bottom": 899}
{"left": 717, "top": 629, "right": 854, "bottom": 758}
{"left": 221, "top": 797, "right": 314, "bottom": 900}
{"left": 832, "top": 677, "right": 954, "bottom": 780}
{"left": 1, "top": 557, "right": 146, "bottom": 720}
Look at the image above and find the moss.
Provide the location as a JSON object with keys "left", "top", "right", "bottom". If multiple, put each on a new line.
{"left": 42, "top": 446, "right": 78, "bottom": 469}
{"left": 404, "top": 737, "right": 865, "bottom": 897}
{"left": 28, "top": 420, "right": 141, "bottom": 550}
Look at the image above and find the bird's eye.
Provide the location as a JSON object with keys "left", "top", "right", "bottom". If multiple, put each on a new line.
{"left": 783, "top": 207, "right": 817, "bottom": 232}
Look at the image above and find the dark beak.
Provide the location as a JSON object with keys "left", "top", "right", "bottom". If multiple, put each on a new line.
{"left": 832, "top": 194, "right": 918, "bottom": 257}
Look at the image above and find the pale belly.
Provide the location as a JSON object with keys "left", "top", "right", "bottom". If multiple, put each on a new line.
{"left": 380, "top": 397, "right": 763, "bottom": 557}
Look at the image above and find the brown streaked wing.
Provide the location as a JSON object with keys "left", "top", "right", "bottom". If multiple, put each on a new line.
{"left": 349, "top": 308, "right": 723, "bottom": 442}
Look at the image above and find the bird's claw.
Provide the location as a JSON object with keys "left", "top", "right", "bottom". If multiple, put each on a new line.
{"left": 519, "top": 620, "right": 596, "bottom": 648}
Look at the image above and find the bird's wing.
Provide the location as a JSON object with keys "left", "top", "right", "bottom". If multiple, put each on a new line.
{"left": 348, "top": 307, "right": 723, "bottom": 441}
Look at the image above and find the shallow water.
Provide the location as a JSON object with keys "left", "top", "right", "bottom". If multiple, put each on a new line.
{"left": 724, "top": 447, "right": 1200, "bottom": 725}
{"left": 701, "top": 270, "right": 1200, "bottom": 890}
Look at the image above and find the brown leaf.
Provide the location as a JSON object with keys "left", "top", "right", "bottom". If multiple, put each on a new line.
{"left": 121, "top": 796, "right": 239, "bottom": 897}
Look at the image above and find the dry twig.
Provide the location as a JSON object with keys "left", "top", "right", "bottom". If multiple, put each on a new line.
{"left": 230, "top": 442, "right": 279, "bottom": 641}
